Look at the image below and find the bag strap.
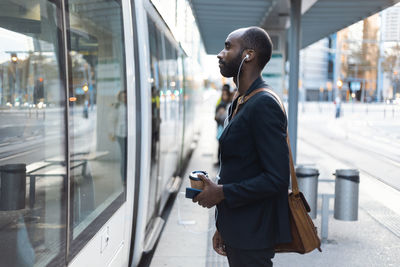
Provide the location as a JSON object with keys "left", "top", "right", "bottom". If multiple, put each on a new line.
{"left": 232, "top": 88, "right": 266, "bottom": 119}
{"left": 231, "top": 88, "right": 299, "bottom": 195}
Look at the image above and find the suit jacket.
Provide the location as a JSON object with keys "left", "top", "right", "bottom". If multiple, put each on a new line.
{"left": 216, "top": 77, "right": 292, "bottom": 250}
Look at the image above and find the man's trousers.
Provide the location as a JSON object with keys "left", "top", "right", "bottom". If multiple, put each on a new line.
{"left": 225, "top": 245, "right": 275, "bottom": 267}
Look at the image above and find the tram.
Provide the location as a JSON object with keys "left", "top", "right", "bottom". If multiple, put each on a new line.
{"left": 0, "top": 0, "right": 205, "bottom": 266}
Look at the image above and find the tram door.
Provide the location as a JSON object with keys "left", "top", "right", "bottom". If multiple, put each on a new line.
{"left": 146, "top": 15, "right": 181, "bottom": 233}
{"left": 66, "top": 0, "right": 135, "bottom": 266}
{"left": 66, "top": 0, "right": 129, "bottom": 262}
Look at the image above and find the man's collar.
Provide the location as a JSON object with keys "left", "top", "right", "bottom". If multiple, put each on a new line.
{"left": 243, "top": 76, "right": 264, "bottom": 97}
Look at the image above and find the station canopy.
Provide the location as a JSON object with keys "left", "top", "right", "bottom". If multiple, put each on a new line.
{"left": 189, "top": 0, "right": 400, "bottom": 54}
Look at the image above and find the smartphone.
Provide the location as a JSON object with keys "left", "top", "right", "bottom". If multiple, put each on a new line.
{"left": 185, "top": 187, "right": 202, "bottom": 199}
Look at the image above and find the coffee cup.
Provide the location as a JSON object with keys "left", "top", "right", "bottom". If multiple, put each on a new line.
{"left": 189, "top": 170, "right": 208, "bottom": 190}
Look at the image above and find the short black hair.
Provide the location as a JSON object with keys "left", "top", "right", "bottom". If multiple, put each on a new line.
{"left": 222, "top": 84, "right": 230, "bottom": 91}
{"left": 241, "top": 27, "right": 273, "bottom": 70}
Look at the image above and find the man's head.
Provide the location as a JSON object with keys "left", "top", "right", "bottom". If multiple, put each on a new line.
{"left": 217, "top": 26, "right": 273, "bottom": 78}
{"left": 222, "top": 84, "right": 230, "bottom": 91}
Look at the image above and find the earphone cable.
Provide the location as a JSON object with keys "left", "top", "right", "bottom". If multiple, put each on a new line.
{"left": 236, "top": 56, "right": 247, "bottom": 93}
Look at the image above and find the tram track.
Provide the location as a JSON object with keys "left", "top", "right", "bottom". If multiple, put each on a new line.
{"left": 299, "top": 128, "right": 400, "bottom": 192}
{"left": 311, "top": 128, "right": 400, "bottom": 169}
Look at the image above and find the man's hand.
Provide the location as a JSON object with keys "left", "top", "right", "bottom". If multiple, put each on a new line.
{"left": 192, "top": 174, "right": 224, "bottom": 208}
{"left": 212, "top": 230, "right": 227, "bottom": 256}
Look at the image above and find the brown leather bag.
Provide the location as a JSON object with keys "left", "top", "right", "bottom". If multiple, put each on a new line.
{"left": 233, "top": 87, "right": 322, "bottom": 254}
{"left": 275, "top": 137, "right": 322, "bottom": 254}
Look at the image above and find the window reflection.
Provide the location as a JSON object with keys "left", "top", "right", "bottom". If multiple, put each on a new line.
{"left": 66, "top": 0, "right": 127, "bottom": 244}
{"left": 112, "top": 91, "right": 127, "bottom": 182}
{"left": 0, "top": 0, "right": 66, "bottom": 265}
{"left": 147, "top": 18, "right": 162, "bottom": 226}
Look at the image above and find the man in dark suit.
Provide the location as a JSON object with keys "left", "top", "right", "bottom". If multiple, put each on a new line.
{"left": 193, "top": 26, "right": 291, "bottom": 266}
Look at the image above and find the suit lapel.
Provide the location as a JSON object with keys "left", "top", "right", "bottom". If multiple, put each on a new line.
{"left": 219, "top": 118, "right": 233, "bottom": 142}
{"left": 219, "top": 97, "right": 238, "bottom": 142}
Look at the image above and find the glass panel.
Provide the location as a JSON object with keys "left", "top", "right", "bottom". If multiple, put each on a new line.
{"left": 66, "top": 0, "right": 127, "bottom": 242}
{"left": 0, "top": 1, "right": 66, "bottom": 266}
{"left": 147, "top": 18, "right": 162, "bottom": 225}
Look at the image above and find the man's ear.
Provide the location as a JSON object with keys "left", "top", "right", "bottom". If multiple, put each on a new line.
{"left": 243, "top": 49, "right": 255, "bottom": 62}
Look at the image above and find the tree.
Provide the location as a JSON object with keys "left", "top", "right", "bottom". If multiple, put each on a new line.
{"left": 382, "top": 43, "right": 400, "bottom": 86}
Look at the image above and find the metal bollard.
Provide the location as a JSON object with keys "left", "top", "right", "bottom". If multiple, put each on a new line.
{"left": 334, "top": 169, "right": 360, "bottom": 221}
{"left": 0, "top": 164, "right": 27, "bottom": 211}
{"left": 296, "top": 167, "right": 319, "bottom": 219}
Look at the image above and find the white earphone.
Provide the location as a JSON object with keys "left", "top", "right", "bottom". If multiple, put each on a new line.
{"left": 237, "top": 54, "right": 250, "bottom": 92}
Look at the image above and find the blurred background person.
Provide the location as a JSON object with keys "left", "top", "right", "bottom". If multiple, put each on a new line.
{"left": 334, "top": 95, "right": 341, "bottom": 118}
{"left": 215, "top": 84, "right": 231, "bottom": 166}
{"left": 109, "top": 90, "right": 127, "bottom": 183}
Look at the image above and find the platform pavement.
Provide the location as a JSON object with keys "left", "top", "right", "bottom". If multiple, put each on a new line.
{"left": 150, "top": 93, "right": 400, "bottom": 267}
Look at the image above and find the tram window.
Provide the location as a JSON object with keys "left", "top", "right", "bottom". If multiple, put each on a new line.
{"left": 0, "top": 1, "right": 67, "bottom": 265}
{"left": 66, "top": 0, "right": 127, "bottom": 255}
